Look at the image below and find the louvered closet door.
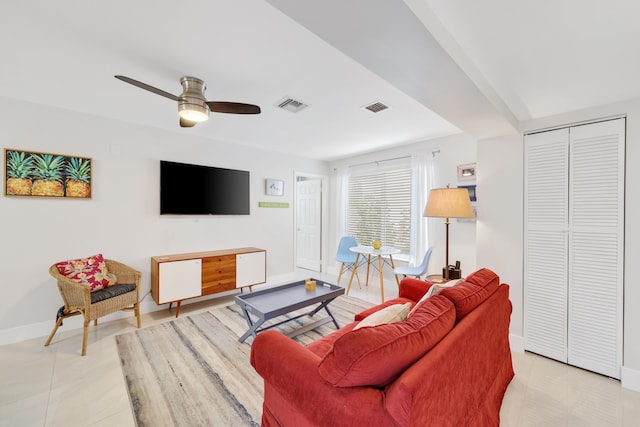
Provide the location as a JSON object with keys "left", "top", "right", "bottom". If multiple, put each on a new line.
{"left": 568, "top": 119, "right": 624, "bottom": 379}
{"left": 524, "top": 118, "right": 624, "bottom": 379}
{"left": 524, "top": 128, "right": 570, "bottom": 363}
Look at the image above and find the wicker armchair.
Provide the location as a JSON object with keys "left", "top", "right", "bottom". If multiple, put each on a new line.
{"left": 45, "top": 259, "right": 141, "bottom": 356}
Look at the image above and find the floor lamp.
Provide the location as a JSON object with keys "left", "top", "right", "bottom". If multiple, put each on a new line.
{"left": 424, "top": 186, "right": 474, "bottom": 280}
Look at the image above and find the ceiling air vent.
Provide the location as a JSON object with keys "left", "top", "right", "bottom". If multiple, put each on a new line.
{"left": 364, "top": 101, "right": 389, "bottom": 113}
{"left": 276, "top": 97, "right": 308, "bottom": 113}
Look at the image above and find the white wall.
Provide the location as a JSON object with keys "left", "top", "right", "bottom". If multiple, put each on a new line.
{"left": 477, "top": 99, "right": 640, "bottom": 390}
{"left": 476, "top": 134, "right": 523, "bottom": 347}
{"left": 327, "top": 133, "right": 478, "bottom": 277}
{"left": 429, "top": 133, "right": 478, "bottom": 276}
{"left": 0, "top": 97, "right": 328, "bottom": 344}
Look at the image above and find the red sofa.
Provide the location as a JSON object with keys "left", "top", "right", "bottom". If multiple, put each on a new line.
{"left": 250, "top": 268, "right": 514, "bottom": 427}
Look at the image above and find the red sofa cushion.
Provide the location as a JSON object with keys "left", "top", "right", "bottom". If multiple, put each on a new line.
{"left": 306, "top": 322, "right": 357, "bottom": 357}
{"left": 439, "top": 268, "right": 500, "bottom": 321}
{"left": 317, "top": 295, "right": 455, "bottom": 388}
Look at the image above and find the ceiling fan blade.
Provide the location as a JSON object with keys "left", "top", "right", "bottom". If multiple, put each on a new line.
{"left": 207, "top": 101, "right": 261, "bottom": 114}
{"left": 114, "top": 75, "right": 179, "bottom": 101}
{"left": 180, "top": 117, "right": 197, "bottom": 128}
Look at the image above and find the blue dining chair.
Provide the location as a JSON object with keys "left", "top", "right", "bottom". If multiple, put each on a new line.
{"left": 336, "top": 236, "right": 363, "bottom": 287}
{"left": 393, "top": 247, "right": 433, "bottom": 280}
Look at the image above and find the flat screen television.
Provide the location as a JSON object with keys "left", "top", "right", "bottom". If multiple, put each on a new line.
{"left": 160, "top": 160, "right": 250, "bottom": 215}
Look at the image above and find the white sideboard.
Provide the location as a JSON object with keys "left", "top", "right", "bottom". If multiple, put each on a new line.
{"left": 151, "top": 247, "right": 266, "bottom": 316}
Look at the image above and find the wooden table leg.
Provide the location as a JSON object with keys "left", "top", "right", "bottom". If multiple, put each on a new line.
{"left": 365, "top": 255, "right": 371, "bottom": 287}
{"left": 346, "top": 253, "right": 360, "bottom": 295}
{"left": 378, "top": 255, "right": 385, "bottom": 302}
{"left": 389, "top": 255, "right": 400, "bottom": 286}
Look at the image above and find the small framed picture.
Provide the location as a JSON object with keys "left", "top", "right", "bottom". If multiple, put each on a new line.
{"left": 265, "top": 179, "right": 284, "bottom": 196}
{"left": 457, "top": 163, "right": 476, "bottom": 181}
{"left": 458, "top": 185, "right": 476, "bottom": 202}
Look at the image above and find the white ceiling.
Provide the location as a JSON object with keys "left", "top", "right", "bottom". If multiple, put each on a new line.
{"left": 1, "top": 0, "right": 639, "bottom": 161}
{"left": 419, "top": 0, "right": 640, "bottom": 121}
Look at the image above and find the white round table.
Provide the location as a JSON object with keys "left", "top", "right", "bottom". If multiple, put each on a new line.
{"left": 347, "top": 245, "right": 401, "bottom": 302}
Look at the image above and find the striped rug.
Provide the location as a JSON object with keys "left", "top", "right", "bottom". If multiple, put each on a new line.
{"left": 116, "top": 295, "right": 373, "bottom": 427}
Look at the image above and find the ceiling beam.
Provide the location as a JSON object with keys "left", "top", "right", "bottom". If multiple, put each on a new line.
{"left": 267, "top": 0, "right": 518, "bottom": 139}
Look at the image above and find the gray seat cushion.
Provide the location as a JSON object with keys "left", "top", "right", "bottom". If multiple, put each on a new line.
{"left": 91, "top": 283, "right": 136, "bottom": 304}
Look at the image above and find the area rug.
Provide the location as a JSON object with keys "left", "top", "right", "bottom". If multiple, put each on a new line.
{"left": 116, "top": 295, "right": 373, "bottom": 427}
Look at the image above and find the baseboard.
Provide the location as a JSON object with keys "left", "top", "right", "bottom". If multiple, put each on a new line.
{"left": 509, "top": 333, "right": 525, "bottom": 353}
{"left": 0, "top": 306, "right": 152, "bottom": 347}
{"left": 621, "top": 366, "right": 640, "bottom": 392}
{"left": 0, "top": 318, "right": 58, "bottom": 347}
{"left": 0, "top": 273, "right": 302, "bottom": 347}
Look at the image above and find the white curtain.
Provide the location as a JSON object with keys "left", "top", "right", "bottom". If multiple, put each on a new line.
{"left": 334, "top": 167, "right": 349, "bottom": 243}
{"left": 409, "top": 152, "right": 433, "bottom": 265}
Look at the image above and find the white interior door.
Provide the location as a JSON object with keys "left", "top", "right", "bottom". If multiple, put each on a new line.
{"left": 296, "top": 177, "right": 322, "bottom": 271}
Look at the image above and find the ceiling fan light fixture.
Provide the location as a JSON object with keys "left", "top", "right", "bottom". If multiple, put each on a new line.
{"left": 178, "top": 76, "right": 210, "bottom": 122}
{"left": 178, "top": 99, "right": 209, "bottom": 122}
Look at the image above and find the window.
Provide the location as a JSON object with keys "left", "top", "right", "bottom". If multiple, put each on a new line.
{"left": 347, "top": 167, "right": 412, "bottom": 253}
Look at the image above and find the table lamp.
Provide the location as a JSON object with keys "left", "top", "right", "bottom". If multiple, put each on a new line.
{"left": 424, "top": 186, "right": 474, "bottom": 280}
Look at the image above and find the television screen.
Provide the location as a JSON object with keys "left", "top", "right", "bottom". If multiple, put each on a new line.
{"left": 160, "top": 160, "right": 250, "bottom": 215}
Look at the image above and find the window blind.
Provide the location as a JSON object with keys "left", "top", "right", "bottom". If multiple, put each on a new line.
{"left": 347, "top": 167, "right": 411, "bottom": 253}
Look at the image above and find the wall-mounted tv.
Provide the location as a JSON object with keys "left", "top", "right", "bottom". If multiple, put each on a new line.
{"left": 160, "top": 160, "right": 250, "bottom": 215}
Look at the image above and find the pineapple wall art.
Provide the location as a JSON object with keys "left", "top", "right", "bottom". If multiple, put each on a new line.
{"left": 4, "top": 149, "right": 92, "bottom": 198}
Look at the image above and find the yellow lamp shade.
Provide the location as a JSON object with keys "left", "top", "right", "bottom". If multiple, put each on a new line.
{"left": 424, "top": 188, "right": 474, "bottom": 219}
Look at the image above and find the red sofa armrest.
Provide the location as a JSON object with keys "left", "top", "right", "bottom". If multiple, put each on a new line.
{"left": 398, "top": 277, "right": 433, "bottom": 301}
{"left": 250, "top": 330, "right": 395, "bottom": 427}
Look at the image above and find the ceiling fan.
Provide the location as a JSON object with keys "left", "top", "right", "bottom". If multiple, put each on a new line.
{"left": 114, "top": 75, "right": 261, "bottom": 128}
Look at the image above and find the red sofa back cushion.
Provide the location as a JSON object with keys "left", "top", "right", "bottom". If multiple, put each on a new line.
{"left": 439, "top": 268, "right": 500, "bottom": 321}
{"left": 317, "top": 295, "right": 455, "bottom": 388}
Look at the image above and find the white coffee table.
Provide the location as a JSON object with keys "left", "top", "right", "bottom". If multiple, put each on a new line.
{"left": 347, "top": 245, "right": 401, "bottom": 302}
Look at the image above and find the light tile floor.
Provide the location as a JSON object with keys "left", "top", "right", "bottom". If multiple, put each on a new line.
{"left": 1, "top": 268, "right": 639, "bottom": 426}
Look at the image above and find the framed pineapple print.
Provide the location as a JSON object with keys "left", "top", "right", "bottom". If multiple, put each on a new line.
{"left": 4, "top": 148, "right": 92, "bottom": 198}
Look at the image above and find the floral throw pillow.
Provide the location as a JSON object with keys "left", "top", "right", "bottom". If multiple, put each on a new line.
{"left": 55, "top": 254, "right": 115, "bottom": 292}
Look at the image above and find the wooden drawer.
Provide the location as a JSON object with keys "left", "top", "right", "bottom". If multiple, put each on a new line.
{"left": 202, "top": 255, "right": 236, "bottom": 295}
